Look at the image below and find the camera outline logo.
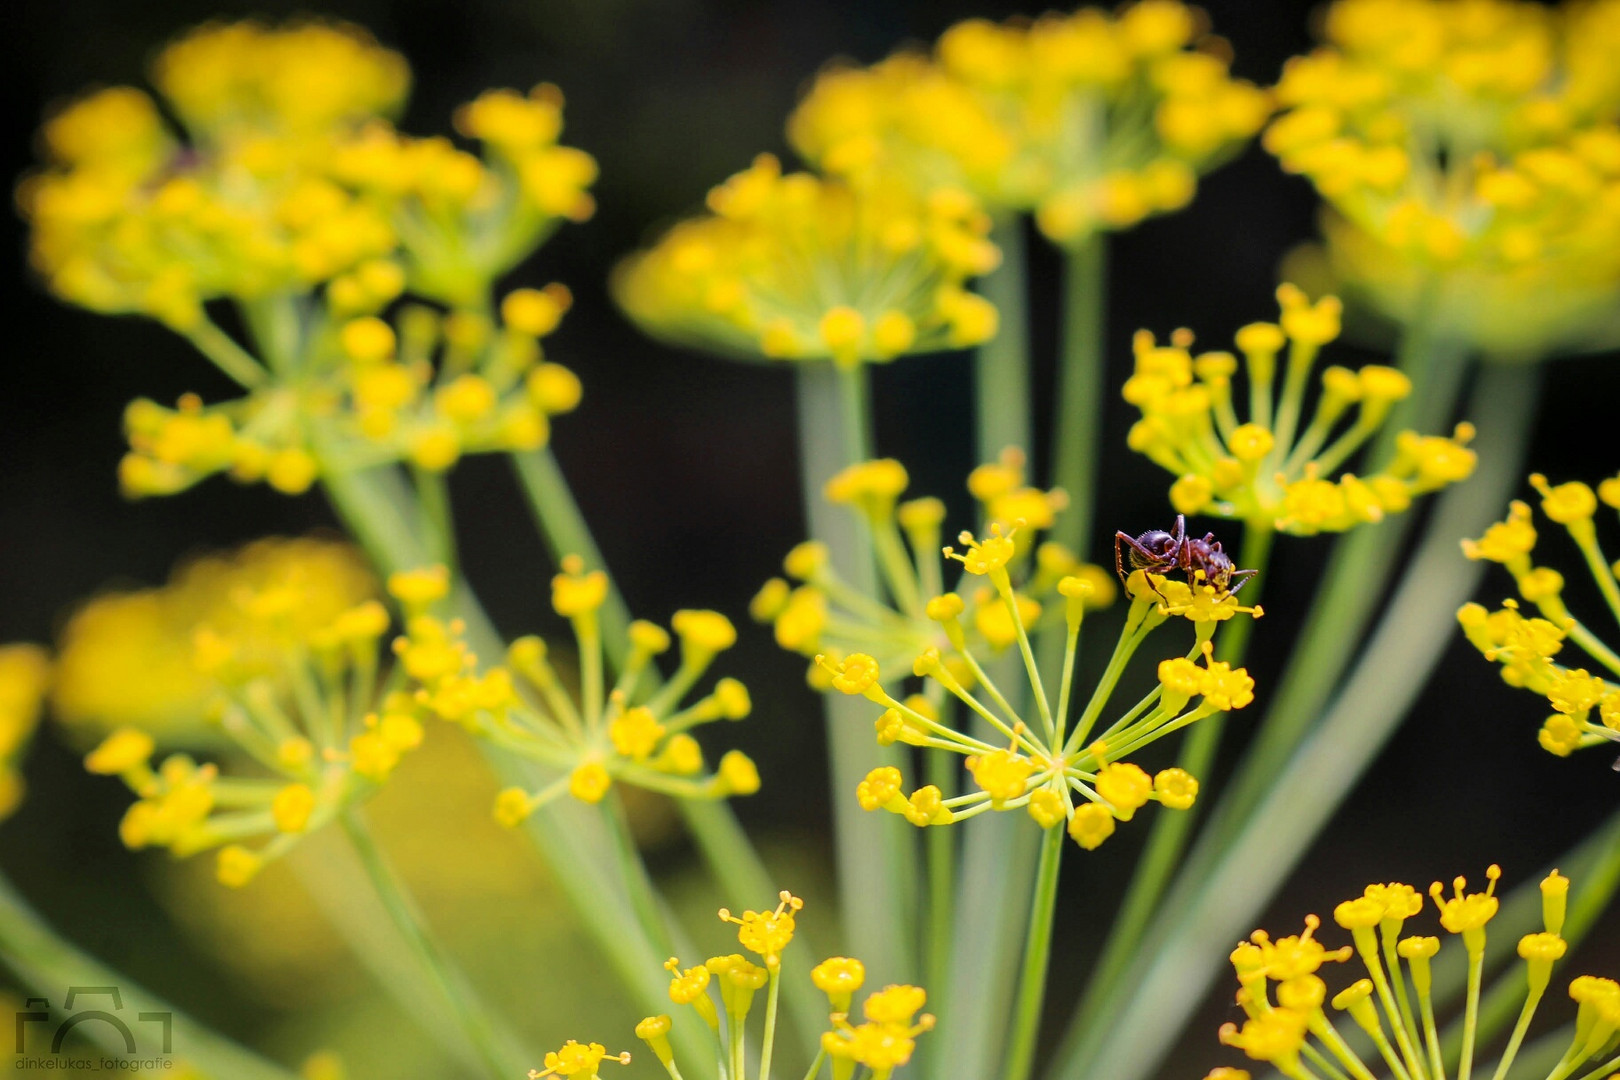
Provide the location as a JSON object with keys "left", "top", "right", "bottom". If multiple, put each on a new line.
{"left": 14, "top": 986, "right": 172, "bottom": 1055}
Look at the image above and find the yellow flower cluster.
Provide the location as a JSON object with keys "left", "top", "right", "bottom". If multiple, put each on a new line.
{"left": 119, "top": 283, "right": 584, "bottom": 497}
{"left": 51, "top": 538, "right": 375, "bottom": 741}
{"left": 815, "top": 507, "right": 1259, "bottom": 849}
{"left": 0, "top": 645, "right": 51, "bottom": 820}
{"left": 1125, "top": 284, "right": 1477, "bottom": 534}
{"left": 388, "top": 556, "right": 759, "bottom": 823}
{"left": 612, "top": 154, "right": 1000, "bottom": 367}
{"left": 637, "top": 892, "right": 933, "bottom": 1080}
{"left": 751, "top": 451, "right": 1112, "bottom": 687}
{"left": 1267, "top": 0, "right": 1620, "bottom": 357}
{"left": 20, "top": 20, "right": 595, "bottom": 498}
{"left": 789, "top": 0, "right": 1270, "bottom": 247}
{"left": 21, "top": 20, "right": 592, "bottom": 324}
{"left": 1214, "top": 866, "right": 1613, "bottom": 1080}
{"left": 1460, "top": 472, "right": 1620, "bottom": 759}
{"left": 78, "top": 537, "right": 426, "bottom": 887}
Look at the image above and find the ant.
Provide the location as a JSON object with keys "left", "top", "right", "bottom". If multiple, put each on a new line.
{"left": 1114, "top": 514, "right": 1257, "bottom": 599}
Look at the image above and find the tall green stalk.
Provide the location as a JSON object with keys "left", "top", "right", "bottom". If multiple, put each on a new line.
{"left": 1003, "top": 824, "right": 1067, "bottom": 1080}
{"left": 340, "top": 810, "right": 525, "bottom": 1080}
{"left": 795, "top": 361, "right": 918, "bottom": 987}
{"left": 0, "top": 872, "right": 299, "bottom": 1080}
{"left": 977, "top": 212, "right": 1033, "bottom": 461}
{"left": 1049, "top": 233, "right": 1108, "bottom": 559}
{"left": 1054, "top": 361, "right": 1541, "bottom": 1080}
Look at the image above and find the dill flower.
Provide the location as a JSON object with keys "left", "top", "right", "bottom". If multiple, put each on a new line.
{"left": 1267, "top": 0, "right": 1620, "bottom": 358}
{"left": 1460, "top": 472, "right": 1620, "bottom": 759}
{"left": 397, "top": 556, "right": 761, "bottom": 824}
{"left": 1125, "top": 283, "right": 1477, "bottom": 533}
{"left": 808, "top": 477, "right": 1260, "bottom": 846}
{"left": 752, "top": 450, "right": 1113, "bottom": 685}
{"left": 647, "top": 892, "right": 934, "bottom": 1080}
{"left": 77, "top": 537, "right": 426, "bottom": 886}
{"left": 788, "top": 0, "right": 1270, "bottom": 247}
{"left": 611, "top": 154, "right": 1001, "bottom": 367}
{"left": 0, "top": 645, "right": 51, "bottom": 820}
{"left": 20, "top": 19, "right": 593, "bottom": 497}
{"left": 52, "top": 538, "right": 376, "bottom": 742}
{"left": 1213, "top": 865, "right": 1617, "bottom": 1080}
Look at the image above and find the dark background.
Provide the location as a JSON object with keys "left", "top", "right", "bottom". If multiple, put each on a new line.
{"left": 2, "top": 0, "right": 1619, "bottom": 1075}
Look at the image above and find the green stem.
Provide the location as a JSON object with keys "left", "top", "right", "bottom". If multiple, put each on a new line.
{"left": 1063, "top": 521, "right": 1273, "bottom": 1046}
{"left": 1053, "top": 361, "right": 1541, "bottom": 1080}
{"left": 185, "top": 317, "right": 270, "bottom": 389}
{"left": 0, "top": 871, "right": 298, "bottom": 1079}
{"left": 796, "top": 362, "right": 916, "bottom": 987}
{"left": 339, "top": 810, "right": 523, "bottom": 1080}
{"left": 413, "top": 465, "right": 459, "bottom": 571}
{"left": 1459, "top": 948, "right": 1484, "bottom": 1080}
{"left": 604, "top": 791, "right": 675, "bottom": 956}
{"left": 760, "top": 969, "right": 782, "bottom": 1080}
{"left": 1487, "top": 983, "right": 1543, "bottom": 1080}
{"left": 1003, "top": 823, "right": 1065, "bottom": 1080}
{"left": 976, "top": 211, "right": 1032, "bottom": 462}
{"left": 923, "top": 743, "right": 956, "bottom": 1016}
{"left": 1049, "top": 233, "right": 1108, "bottom": 559}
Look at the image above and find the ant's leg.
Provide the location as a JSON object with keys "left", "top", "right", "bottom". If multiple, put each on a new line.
{"left": 1115, "top": 532, "right": 1160, "bottom": 577}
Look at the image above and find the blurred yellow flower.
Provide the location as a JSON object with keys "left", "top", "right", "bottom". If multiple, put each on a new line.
{"left": 20, "top": 19, "right": 595, "bottom": 499}
{"left": 0, "top": 645, "right": 51, "bottom": 820}
{"left": 789, "top": 0, "right": 1270, "bottom": 247}
{"left": 1267, "top": 0, "right": 1620, "bottom": 358}
{"left": 613, "top": 154, "right": 1000, "bottom": 367}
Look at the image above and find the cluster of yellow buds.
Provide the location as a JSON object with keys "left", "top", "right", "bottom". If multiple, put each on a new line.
{"left": 386, "top": 556, "right": 759, "bottom": 824}
{"left": 612, "top": 154, "right": 1000, "bottom": 367}
{"left": 1125, "top": 284, "right": 1477, "bottom": 535}
{"left": 75, "top": 537, "right": 427, "bottom": 887}
{"left": 816, "top": 506, "right": 1259, "bottom": 849}
{"left": 788, "top": 0, "right": 1270, "bottom": 247}
{"left": 1267, "top": 0, "right": 1620, "bottom": 358}
{"left": 1459, "top": 473, "right": 1620, "bottom": 759}
{"left": 20, "top": 19, "right": 595, "bottom": 499}
{"left": 636, "top": 892, "right": 933, "bottom": 1080}
{"left": 751, "top": 451, "right": 1114, "bottom": 687}
{"left": 0, "top": 645, "right": 51, "bottom": 820}
{"left": 118, "top": 282, "right": 584, "bottom": 497}
{"left": 1212, "top": 866, "right": 1615, "bottom": 1080}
